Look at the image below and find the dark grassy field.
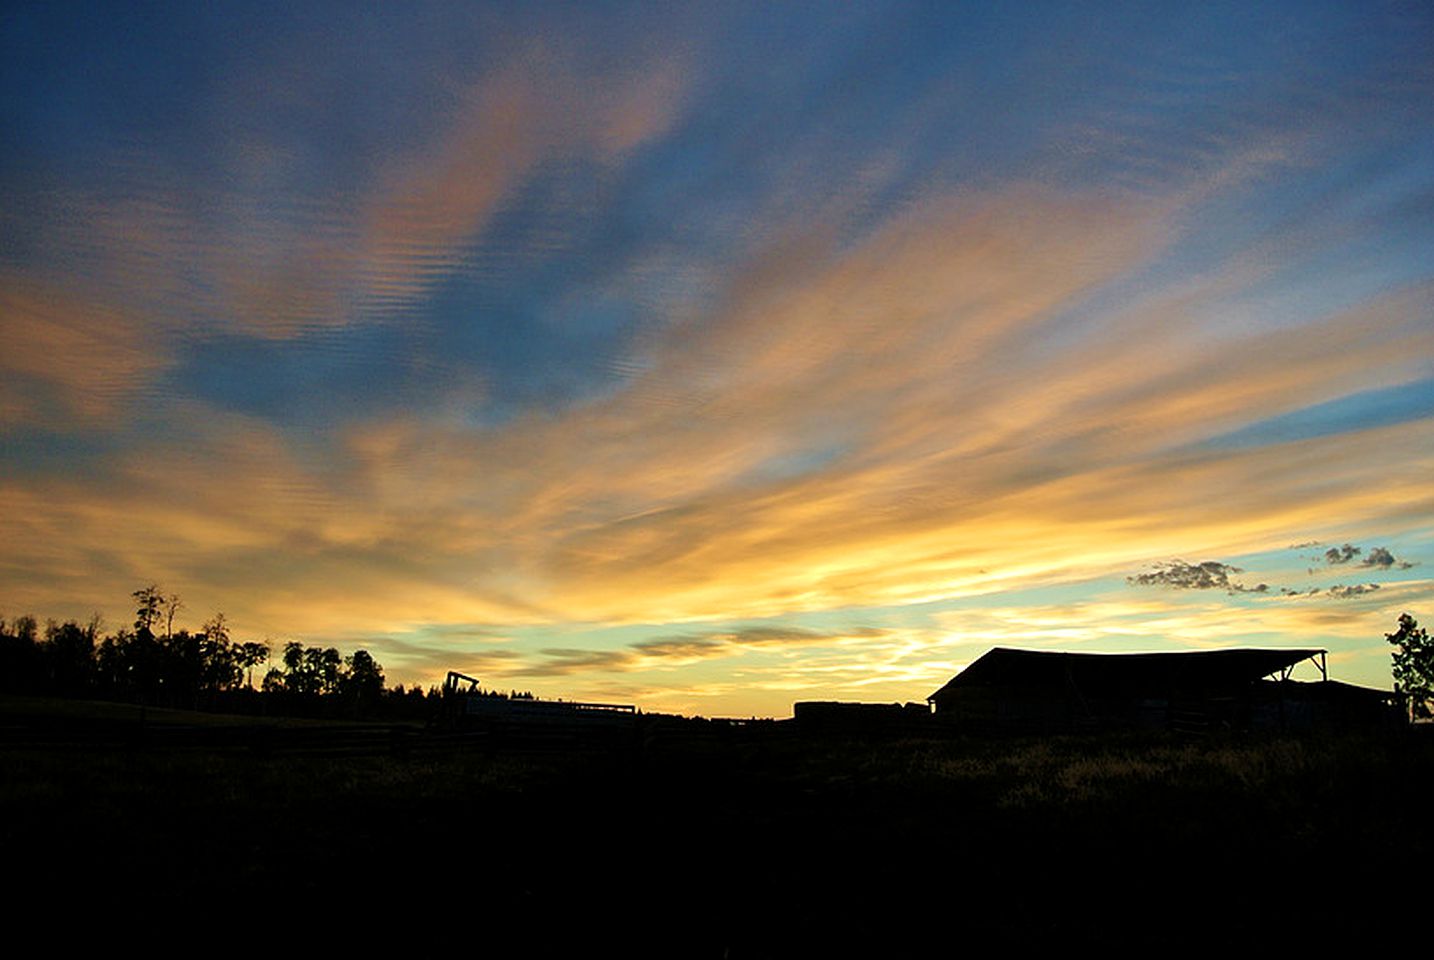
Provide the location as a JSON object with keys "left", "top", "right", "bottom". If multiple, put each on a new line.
{"left": 4, "top": 696, "right": 1429, "bottom": 955}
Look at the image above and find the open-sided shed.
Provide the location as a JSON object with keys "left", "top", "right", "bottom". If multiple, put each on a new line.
{"left": 927, "top": 647, "right": 1396, "bottom": 733}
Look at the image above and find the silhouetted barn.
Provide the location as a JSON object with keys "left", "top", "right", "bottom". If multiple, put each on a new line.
{"left": 927, "top": 647, "right": 1398, "bottom": 733}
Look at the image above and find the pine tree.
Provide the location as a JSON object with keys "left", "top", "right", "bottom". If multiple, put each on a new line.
{"left": 1387, "top": 613, "right": 1432, "bottom": 722}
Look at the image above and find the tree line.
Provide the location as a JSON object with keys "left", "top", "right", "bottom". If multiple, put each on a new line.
{"left": 0, "top": 584, "right": 450, "bottom": 720}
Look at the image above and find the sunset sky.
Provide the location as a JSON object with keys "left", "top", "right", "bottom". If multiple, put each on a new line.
{"left": 3, "top": 2, "right": 1431, "bottom": 716}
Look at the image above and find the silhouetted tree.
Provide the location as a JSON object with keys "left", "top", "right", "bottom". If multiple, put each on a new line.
{"left": 201, "top": 613, "right": 228, "bottom": 647}
{"left": 132, "top": 585, "right": 164, "bottom": 635}
{"left": 195, "top": 614, "right": 241, "bottom": 695}
{"left": 279, "top": 641, "right": 343, "bottom": 697}
{"left": 16, "top": 615, "right": 38, "bottom": 643}
{"left": 7, "top": 588, "right": 400, "bottom": 718}
{"left": 343, "top": 649, "right": 385, "bottom": 712}
{"left": 0, "top": 615, "right": 43, "bottom": 693}
{"left": 44, "top": 618, "right": 96, "bottom": 696}
{"left": 235, "top": 640, "right": 271, "bottom": 690}
{"left": 311, "top": 647, "right": 342, "bottom": 695}
{"left": 163, "top": 592, "right": 183, "bottom": 641}
{"left": 162, "top": 628, "right": 204, "bottom": 706}
{"left": 95, "top": 629, "right": 127, "bottom": 695}
{"left": 103, "top": 625, "right": 161, "bottom": 702}
{"left": 278, "top": 641, "right": 307, "bottom": 693}
{"left": 261, "top": 666, "right": 286, "bottom": 694}
{"left": 1388, "top": 613, "right": 1433, "bottom": 722}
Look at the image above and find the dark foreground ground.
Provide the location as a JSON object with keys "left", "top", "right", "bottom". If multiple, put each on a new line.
{"left": 4, "top": 697, "right": 1430, "bottom": 956}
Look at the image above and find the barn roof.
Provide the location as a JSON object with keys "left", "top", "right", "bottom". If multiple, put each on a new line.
{"left": 927, "top": 647, "right": 1325, "bottom": 702}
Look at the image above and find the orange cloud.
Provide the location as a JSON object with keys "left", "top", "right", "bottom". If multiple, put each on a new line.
{"left": 0, "top": 275, "right": 174, "bottom": 427}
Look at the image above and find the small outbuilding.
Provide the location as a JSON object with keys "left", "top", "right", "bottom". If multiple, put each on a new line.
{"left": 792, "top": 700, "right": 931, "bottom": 733}
{"left": 927, "top": 647, "right": 1398, "bottom": 733}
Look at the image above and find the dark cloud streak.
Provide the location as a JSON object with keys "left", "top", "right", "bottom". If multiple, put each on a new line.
{"left": 1327, "top": 583, "right": 1381, "bottom": 599}
{"left": 1126, "top": 560, "right": 1266, "bottom": 594}
{"left": 1362, "top": 546, "right": 1414, "bottom": 570}
{"left": 528, "top": 625, "right": 888, "bottom": 676}
{"left": 1325, "top": 543, "right": 1361, "bottom": 565}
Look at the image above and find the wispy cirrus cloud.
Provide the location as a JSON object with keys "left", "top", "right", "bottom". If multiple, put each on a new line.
{"left": 4, "top": 22, "right": 694, "bottom": 373}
